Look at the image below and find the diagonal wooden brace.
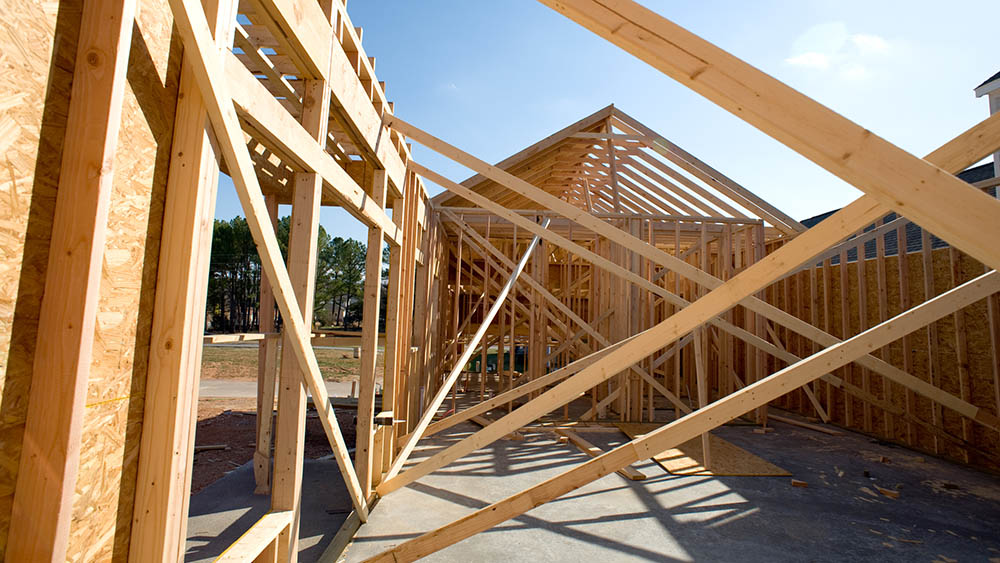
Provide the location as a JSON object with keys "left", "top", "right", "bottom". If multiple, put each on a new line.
{"left": 367, "top": 270, "right": 1000, "bottom": 561}
{"left": 382, "top": 218, "right": 552, "bottom": 482}
{"left": 166, "top": 0, "right": 368, "bottom": 520}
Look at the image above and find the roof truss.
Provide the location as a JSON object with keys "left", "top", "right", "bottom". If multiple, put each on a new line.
{"left": 433, "top": 104, "right": 805, "bottom": 236}
{"left": 365, "top": 1, "right": 1000, "bottom": 560}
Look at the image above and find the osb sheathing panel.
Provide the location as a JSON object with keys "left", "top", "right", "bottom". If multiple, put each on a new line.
{"left": 69, "top": 0, "right": 180, "bottom": 560}
{"left": 765, "top": 246, "right": 1000, "bottom": 472}
{"left": 0, "top": 0, "right": 180, "bottom": 559}
{"left": 0, "top": 0, "right": 79, "bottom": 553}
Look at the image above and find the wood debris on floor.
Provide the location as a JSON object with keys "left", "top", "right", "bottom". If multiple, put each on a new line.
{"left": 618, "top": 422, "right": 791, "bottom": 476}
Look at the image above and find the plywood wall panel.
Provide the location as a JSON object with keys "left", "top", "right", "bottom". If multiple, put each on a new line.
{"left": 67, "top": 0, "right": 181, "bottom": 559}
{"left": 768, "top": 246, "right": 1000, "bottom": 472}
{"left": 0, "top": 0, "right": 180, "bottom": 558}
{"left": 0, "top": 0, "right": 80, "bottom": 553}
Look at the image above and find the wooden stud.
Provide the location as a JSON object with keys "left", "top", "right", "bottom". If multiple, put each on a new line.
{"left": 896, "top": 223, "right": 915, "bottom": 445}
{"left": 8, "top": 2, "right": 137, "bottom": 560}
{"left": 382, "top": 219, "right": 551, "bottom": 482}
{"left": 166, "top": 0, "right": 367, "bottom": 519}
{"left": 921, "top": 228, "right": 943, "bottom": 453}
{"left": 253, "top": 197, "right": 280, "bottom": 497}
{"left": 949, "top": 247, "right": 973, "bottom": 462}
{"left": 271, "top": 75, "right": 330, "bottom": 561}
{"left": 356, "top": 169, "right": 388, "bottom": 498}
{"left": 402, "top": 128, "right": 991, "bottom": 436}
{"left": 367, "top": 271, "right": 1000, "bottom": 562}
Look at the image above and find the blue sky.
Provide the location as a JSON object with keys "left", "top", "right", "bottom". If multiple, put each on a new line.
{"left": 214, "top": 0, "right": 997, "bottom": 242}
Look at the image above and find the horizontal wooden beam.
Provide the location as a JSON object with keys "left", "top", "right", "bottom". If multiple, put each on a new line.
{"left": 204, "top": 332, "right": 270, "bottom": 343}
{"left": 322, "top": 12, "right": 407, "bottom": 194}
{"left": 248, "top": 0, "right": 330, "bottom": 80}
{"left": 438, "top": 207, "right": 763, "bottom": 225}
{"left": 570, "top": 132, "right": 644, "bottom": 142}
{"left": 224, "top": 53, "right": 402, "bottom": 246}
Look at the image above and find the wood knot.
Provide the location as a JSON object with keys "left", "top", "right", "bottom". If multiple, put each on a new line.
{"left": 86, "top": 50, "right": 100, "bottom": 67}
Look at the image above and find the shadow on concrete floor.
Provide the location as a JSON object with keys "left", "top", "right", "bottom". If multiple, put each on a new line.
{"left": 185, "top": 458, "right": 352, "bottom": 562}
{"left": 342, "top": 417, "right": 1000, "bottom": 562}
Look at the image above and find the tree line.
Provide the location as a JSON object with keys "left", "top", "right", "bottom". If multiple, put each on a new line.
{"left": 206, "top": 216, "right": 387, "bottom": 333}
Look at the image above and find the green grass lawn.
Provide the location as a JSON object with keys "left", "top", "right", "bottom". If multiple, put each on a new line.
{"left": 201, "top": 345, "right": 383, "bottom": 382}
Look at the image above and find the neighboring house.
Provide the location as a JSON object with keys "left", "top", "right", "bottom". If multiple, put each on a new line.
{"left": 801, "top": 71, "right": 1000, "bottom": 263}
{"left": 975, "top": 69, "right": 1000, "bottom": 177}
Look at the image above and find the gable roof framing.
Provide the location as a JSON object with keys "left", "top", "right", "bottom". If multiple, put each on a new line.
{"left": 366, "top": 1, "right": 1000, "bottom": 560}
{"left": 433, "top": 104, "right": 805, "bottom": 237}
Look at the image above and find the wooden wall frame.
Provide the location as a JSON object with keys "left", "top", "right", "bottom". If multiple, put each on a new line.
{"left": 2, "top": 1, "right": 999, "bottom": 561}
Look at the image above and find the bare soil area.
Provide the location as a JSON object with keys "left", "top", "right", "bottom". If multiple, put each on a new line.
{"left": 200, "top": 345, "right": 383, "bottom": 383}
{"left": 192, "top": 397, "right": 357, "bottom": 494}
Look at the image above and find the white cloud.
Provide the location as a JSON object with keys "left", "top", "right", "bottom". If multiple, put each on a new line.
{"left": 785, "top": 52, "right": 831, "bottom": 69}
{"left": 850, "top": 34, "right": 891, "bottom": 56}
{"left": 784, "top": 23, "right": 901, "bottom": 81}
{"left": 789, "top": 21, "right": 848, "bottom": 58}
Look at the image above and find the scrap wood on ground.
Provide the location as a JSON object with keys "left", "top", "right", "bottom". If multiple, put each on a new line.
{"left": 617, "top": 422, "right": 792, "bottom": 477}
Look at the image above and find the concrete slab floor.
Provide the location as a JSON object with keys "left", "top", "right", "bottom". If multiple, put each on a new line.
{"left": 343, "top": 418, "right": 1000, "bottom": 562}
{"left": 185, "top": 459, "right": 351, "bottom": 562}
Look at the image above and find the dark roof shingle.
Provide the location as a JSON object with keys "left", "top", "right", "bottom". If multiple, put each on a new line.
{"left": 977, "top": 70, "right": 1000, "bottom": 90}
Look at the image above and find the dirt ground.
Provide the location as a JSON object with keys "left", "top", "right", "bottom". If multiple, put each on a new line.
{"left": 200, "top": 345, "right": 383, "bottom": 383}
{"left": 192, "top": 397, "right": 357, "bottom": 494}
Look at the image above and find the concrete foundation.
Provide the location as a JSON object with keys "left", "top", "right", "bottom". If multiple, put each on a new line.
{"left": 342, "top": 418, "right": 1000, "bottom": 562}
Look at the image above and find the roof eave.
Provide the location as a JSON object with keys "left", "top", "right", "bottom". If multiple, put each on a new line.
{"left": 975, "top": 72, "right": 1000, "bottom": 97}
